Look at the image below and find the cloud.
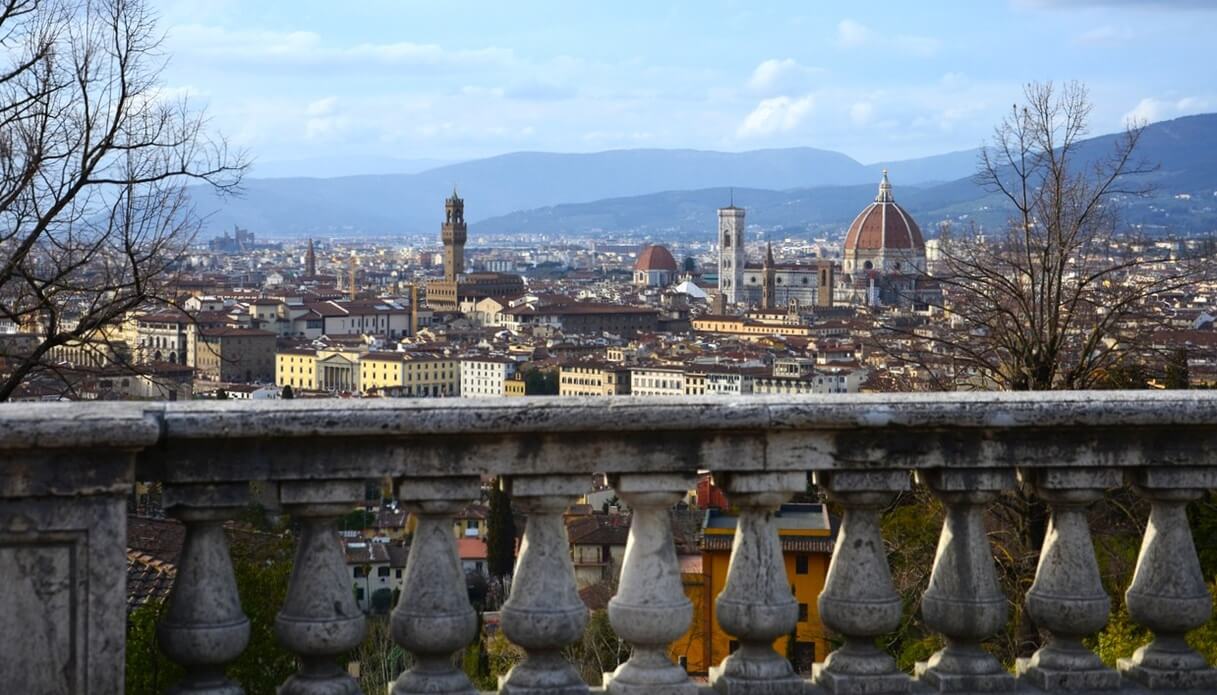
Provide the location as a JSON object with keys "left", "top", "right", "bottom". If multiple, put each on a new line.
{"left": 747, "top": 58, "right": 824, "bottom": 95}
{"left": 1074, "top": 25, "right": 1135, "bottom": 44}
{"left": 1124, "top": 96, "right": 1209, "bottom": 125}
{"left": 168, "top": 25, "right": 516, "bottom": 71}
{"left": 304, "top": 97, "right": 347, "bottom": 140}
{"left": 306, "top": 96, "right": 338, "bottom": 117}
{"left": 503, "top": 80, "right": 576, "bottom": 101}
{"left": 850, "top": 101, "right": 875, "bottom": 125}
{"left": 835, "top": 19, "right": 941, "bottom": 57}
{"left": 737, "top": 95, "right": 814, "bottom": 138}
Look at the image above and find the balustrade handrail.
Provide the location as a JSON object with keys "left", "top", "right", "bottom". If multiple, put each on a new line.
{"left": 2, "top": 390, "right": 1217, "bottom": 473}
{"left": 3, "top": 391, "right": 1217, "bottom": 694}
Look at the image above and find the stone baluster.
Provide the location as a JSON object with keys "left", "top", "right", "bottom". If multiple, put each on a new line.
{"left": 1118, "top": 467, "right": 1217, "bottom": 690}
{"left": 812, "top": 470, "right": 912, "bottom": 694}
{"left": 157, "top": 483, "right": 251, "bottom": 695}
{"left": 914, "top": 469, "right": 1015, "bottom": 693}
{"left": 1016, "top": 468, "right": 1121, "bottom": 691}
{"left": 604, "top": 473, "right": 699, "bottom": 695}
{"left": 392, "top": 476, "right": 480, "bottom": 695}
{"left": 499, "top": 475, "right": 589, "bottom": 694}
{"left": 709, "top": 471, "right": 806, "bottom": 695}
{"left": 276, "top": 480, "right": 366, "bottom": 695}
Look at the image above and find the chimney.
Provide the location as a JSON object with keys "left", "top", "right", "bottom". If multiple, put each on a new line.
{"left": 409, "top": 283, "right": 419, "bottom": 337}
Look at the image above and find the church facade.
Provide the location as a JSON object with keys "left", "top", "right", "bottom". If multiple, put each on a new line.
{"left": 716, "top": 171, "right": 932, "bottom": 310}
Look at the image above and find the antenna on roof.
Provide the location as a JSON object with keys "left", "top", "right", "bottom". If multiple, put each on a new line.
{"left": 729, "top": 187, "right": 734, "bottom": 207}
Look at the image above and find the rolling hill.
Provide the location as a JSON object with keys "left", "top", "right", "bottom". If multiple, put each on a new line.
{"left": 188, "top": 114, "right": 1217, "bottom": 238}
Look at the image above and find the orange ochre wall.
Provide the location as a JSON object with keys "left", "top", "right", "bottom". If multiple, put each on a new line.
{"left": 669, "top": 548, "right": 831, "bottom": 675}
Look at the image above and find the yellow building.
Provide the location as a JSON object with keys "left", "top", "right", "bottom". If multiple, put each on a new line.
{"left": 276, "top": 348, "right": 319, "bottom": 390}
{"left": 558, "top": 362, "right": 631, "bottom": 396}
{"left": 357, "top": 352, "right": 460, "bottom": 397}
{"left": 692, "top": 315, "right": 813, "bottom": 339}
{"left": 360, "top": 352, "right": 406, "bottom": 393}
{"left": 504, "top": 376, "right": 527, "bottom": 397}
{"left": 672, "top": 503, "right": 833, "bottom": 676}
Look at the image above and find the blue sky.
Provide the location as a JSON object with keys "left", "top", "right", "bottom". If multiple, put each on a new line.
{"left": 156, "top": 0, "right": 1217, "bottom": 169}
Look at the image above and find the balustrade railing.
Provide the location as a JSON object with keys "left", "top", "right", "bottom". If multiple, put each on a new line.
{"left": 2, "top": 392, "right": 1217, "bottom": 694}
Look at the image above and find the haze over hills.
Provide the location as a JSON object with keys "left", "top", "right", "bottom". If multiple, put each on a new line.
{"left": 190, "top": 146, "right": 982, "bottom": 236}
{"left": 191, "top": 114, "right": 1217, "bottom": 238}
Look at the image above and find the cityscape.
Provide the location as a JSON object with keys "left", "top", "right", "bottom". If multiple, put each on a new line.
{"left": 3, "top": 2, "right": 1217, "bottom": 695}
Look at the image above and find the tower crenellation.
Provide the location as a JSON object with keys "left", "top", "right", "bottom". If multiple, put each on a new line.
{"left": 442, "top": 189, "right": 466, "bottom": 282}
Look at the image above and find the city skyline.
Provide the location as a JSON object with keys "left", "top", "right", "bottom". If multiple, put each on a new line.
{"left": 157, "top": 0, "right": 1217, "bottom": 171}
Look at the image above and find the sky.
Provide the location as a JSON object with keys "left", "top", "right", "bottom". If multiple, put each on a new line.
{"left": 155, "top": 0, "right": 1217, "bottom": 171}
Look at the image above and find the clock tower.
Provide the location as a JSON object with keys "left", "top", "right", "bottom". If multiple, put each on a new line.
{"left": 442, "top": 189, "right": 466, "bottom": 282}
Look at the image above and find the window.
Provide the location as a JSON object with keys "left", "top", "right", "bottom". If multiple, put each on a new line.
{"left": 395, "top": 569, "right": 403, "bottom": 579}
{"left": 796, "top": 554, "right": 809, "bottom": 575}
{"left": 799, "top": 603, "right": 809, "bottom": 622}
{"left": 354, "top": 566, "right": 367, "bottom": 578}
{"left": 355, "top": 587, "right": 365, "bottom": 601}
{"left": 377, "top": 566, "right": 390, "bottom": 578}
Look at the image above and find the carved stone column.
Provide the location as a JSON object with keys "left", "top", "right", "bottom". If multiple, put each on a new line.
{"left": 604, "top": 473, "right": 699, "bottom": 695}
{"left": 914, "top": 469, "right": 1015, "bottom": 693}
{"left": 157, "top": 483, "right": 251, "bottom": 695}
{"left": 1016, "top": 468, "right": 1121, "bottom": 691}
{"left": 392, "top": 476, "right": 480, "bottom": 695}
{"left": 709, "top": 471, "right": 805, "bottom": 695}
{"left": 276, "top": 480, "right": 366, "bottom": 695}
{"left": 499, "top": 475, "right": 589, "bottom": 695}
{"left": 1118, "top": 467, "right": 1217, "bottom": 690}
{"left": 812, "top": 471, "right": 912, "bottom": 695}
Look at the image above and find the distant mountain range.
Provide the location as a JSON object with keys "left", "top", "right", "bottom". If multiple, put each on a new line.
{"left": 190, "top": 114, "right": 1217, "bottom": 238}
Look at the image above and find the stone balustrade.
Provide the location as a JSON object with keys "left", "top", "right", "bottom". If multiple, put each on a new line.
{"left": 2, "top": 392, "right": 1217, "bottom": 694}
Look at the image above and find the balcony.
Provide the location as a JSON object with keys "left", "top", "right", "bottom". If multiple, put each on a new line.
{"left": 2, "top": 392, "right": 1217, "bottom": 694}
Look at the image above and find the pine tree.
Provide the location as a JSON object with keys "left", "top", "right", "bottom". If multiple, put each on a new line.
{"left": 486, "top": 479, "right": 517, "bottom": 595}
{"left": 1165, "top": 348, "right": 1190, "bottom": 389}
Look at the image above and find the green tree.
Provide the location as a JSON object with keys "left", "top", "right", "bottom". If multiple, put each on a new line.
{"left": 215, "top": 388, "right": 229, "bottom": 400}
{"left": 486, "top": 479, "right": 517, "bottom": 596}
{"left": 1165, "top": 348, "right": 1190, "bottom": 389}
{"left": 524, "top": 369, "right": 559, "bottom": 395}
{"left": 683, "top": 256, "right": 697, "bottom": 273}
{"left": 125, "top": 532, "right": 296, "bottom": 695}
{"left": 281, "top": 384, "right": 294, "bottom": 399}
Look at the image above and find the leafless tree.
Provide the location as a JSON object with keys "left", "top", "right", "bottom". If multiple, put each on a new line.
{"left": 879, "top": 81, "right": 1210, "bottom": 392}
{"left": 0, "top": 0, "right": 246, "bottom": 401}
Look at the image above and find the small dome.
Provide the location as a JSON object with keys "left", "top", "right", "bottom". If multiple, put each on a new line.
{"left": 844, "top": 171, "right": 925, "bottom": 252}
{"left": 634, "top": 244, "right": 678, "bottom": 272}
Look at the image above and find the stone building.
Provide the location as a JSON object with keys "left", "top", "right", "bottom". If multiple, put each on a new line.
{"left": 427, "top": 192, "right": 524, "bottom": 310}
{"left": 717, "top": 205, "right": 824, "bottom": 309}
{"left": 193, "top": 328, "right": 276, "bottom": 383}
{"left": 633, "top": 244, "right": 678, "bottom": 288}
{"left": 839, "top": 171, "right": 934, "bottom": 308}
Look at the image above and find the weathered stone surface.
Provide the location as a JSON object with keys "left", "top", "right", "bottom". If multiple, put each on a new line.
{"left": 499, "top": 476, "right": 589, "bottom": 695}
{"left": 158, "top": 483, "right": 251, "bottom": 695}
{"left": 392, "top": 477, "right": 480, "bottom": 695}
{"left": 1118, "top": 471, "right": 1217, "bottom": 690}
{"left": 812, "top": 471, "right": 911, "bottom": 695}
{"left": 914, "top": 470, "right": 1015, "bottom": 693}
{"left": 277, "top": 480, "right": 365, "bottom": 695}
{"left": 5, "top": 393, "right": 1217, "bottom": 694}
{"left": 1016, "top": 468, "right": 1121, "bottom": 692}
{"left": 604, "top": 473, "right": 699, "bottom": 695}
{"left": 709, "top": 471, "right": 805, "bottom": 695}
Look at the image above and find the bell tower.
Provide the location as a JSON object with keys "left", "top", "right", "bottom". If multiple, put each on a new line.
{"left": 442, "top": 189, "right": 466, "bottom": 282}
{"left": 717, "top": 199, "right": 745, "bottom": 306}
